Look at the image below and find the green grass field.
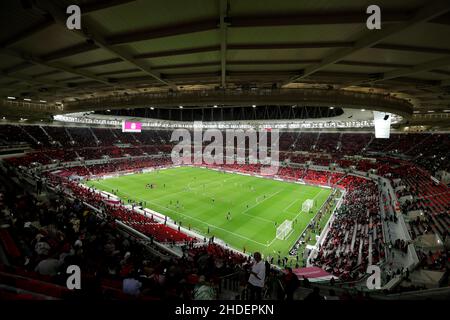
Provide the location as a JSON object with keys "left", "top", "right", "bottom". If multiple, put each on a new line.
{"left": 85, "top": 166, "right": 332, "bottom": 261}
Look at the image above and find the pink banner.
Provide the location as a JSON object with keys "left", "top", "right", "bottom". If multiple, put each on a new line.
{"left": 291, "top": 267, "right": 332, "bottom": 279}
{"left": 122, "top": 121, "right": 142, "bottom": 132}
{"left": 104, "top": 198, "right": 120, "bottom": 205}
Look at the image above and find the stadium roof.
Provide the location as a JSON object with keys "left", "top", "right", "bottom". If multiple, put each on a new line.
{"left": 1, "top": 0, "right": 450, "bottom": 122}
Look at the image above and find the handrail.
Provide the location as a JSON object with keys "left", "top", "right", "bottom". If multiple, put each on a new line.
{"left": 12, "top": 166, "right": 175, "bottom": 261}
{"left": 219, "top": 271, "right": 241, "bottom": 281}
{"left": 374, "top": 286, "right": 450, "bottom": 300}
{"left": 0, "top": 270, "right": 69, "bottom": 297}
{"left": 218, "top": 271, "right": 242, "bottom": 296}
{"left": 0, "top": 283, "right": 59, "bottom": 300}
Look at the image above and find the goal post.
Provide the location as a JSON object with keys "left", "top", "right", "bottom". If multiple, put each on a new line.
{"left": 276, "top": 220, "right": 293, "bottom": 240}
{"left": 302, "top": 199, "right": 315, "bottom": 212}
{"left": 256, "top": 195, "right": 266, "bottom": 203}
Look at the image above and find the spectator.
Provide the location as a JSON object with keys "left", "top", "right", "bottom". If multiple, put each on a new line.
{"left": 34, "top": 257, "right": 61, "bottom": 276}
{"left": 35, "top": 236, "right": 51, "bottom": 256}
{"left": 123, "top": 271, "right": 142, "bottom": 297}
{"left": 283, "top": 267, "right": 300, "bottom": 301}
{"left": 247, "top": 252, "right": 265, "bottom": 300}
{"left": 193, "top": 275, "right": 215, "bottom": 300}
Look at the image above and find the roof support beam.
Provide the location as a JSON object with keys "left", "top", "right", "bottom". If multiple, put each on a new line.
{"left": 131, "top": 42, "right": 450, "bottom": 63}
{"left": 2, "top": 80, "right": 21, "bottom": 87}
{"left": 152, "top": 62, "right": 218, "bottom": 71}
{"left": 228, "top": 42, "right": 353, "bottom": 50}
{"left": 229, "top": 12, "right": 411, "bottom": 27}
{"left": 285, "top": 0, "right": 450, "bottom": 85}
{"left": 336, "top": 61, "right": 412, "bottom": 69}
{"left": 430, "top": 12, "right": 450, "bottom": 25}
{"left": 3, "top": 62, "right": 34, "bottom": 74}
{"left": 104, "top": 11, "right": 419, "bottom": 46}
{"left": 0, "top": 69, "right": 67, "bottom": 88}
{"left": 133, "top": 42, "right": 351, "bottom": 60}
{"left": 1, "top": 38, "right": 99, "bottom": 77}
{"left": 32, "top": 70, "right": 64, "bottom": 78}
{"left": 144, "top": 60, "right": 413, "bottom": 71}
{"left": 230, "top": 59, "right": 321, "bottom": 65}
{"left": 41, "top": 41, "right": 99, "bottom": 61}
{"left": 34, "top": 0, "right": 176, "bottom": 89}
{"left": 3, "top": 6, "right": 450, "bottom": 65}
{"left": 78, "top": 10, "right": 450, "bottom": 46}
{"left": 6, "top": 42, "right": 450, "bottom": 78}
{"left": 0, "top": 1, "right": 136, "bottom": 48}
{"left": 382, "top": 56, "right": 450, "bottom": 81}
{"left": 431, "top": 70, "right": 450, "bottom": 77}
{"left": 8, "top": 40, "right": 450, "bottom": 77}
{"left": 81, "top": 0, "right": 137, "bottom": 14}
{"left": 95, "top": 68, "right": 140, "bottom": 77}
{"left": 134, "top": 46, "right": 219, "bottom": 60}
{"left": 107, "top": 19, "right": 218, "bottom": 45}
{"left": 0, "top": 48, "right": 113, "bottom": 85}
{"left": 344, "top": 55, "right": 450, "bottom": 87}
{"left": 374, "top": 43, "right": 450, "bottom": 55}
{"left": 219, "top": 0, "right": 228, "bottom": 88}
{"left": 0, "top": 17, "right": 54, "bottom": 47}
{"left": 74, "top": 58, "right": 123, "bottom": 69}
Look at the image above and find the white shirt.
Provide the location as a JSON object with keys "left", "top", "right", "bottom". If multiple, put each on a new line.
{"left": 248, "top": 261, "right": 265, "bottom": 288}
{"left": 34, "top": 258, "right": 60, "bottom": 276}
{"left": 123, "top": 278, "right": 142, "bottom": 296}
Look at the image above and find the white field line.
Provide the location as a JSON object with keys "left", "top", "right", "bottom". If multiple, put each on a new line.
{"left": 96, "top": 171, "right": 191, "bottom": 201}
{"left": 266, "top": 188, "right": 330, "bottom": 247}
{"left": 173, "top": 169, "right": 250, "bottom": 198}
{"left": 187, "top": 174, "right": 281, "bottom": 224}
{"left": 238, "top": 190, "right": 283, "bottom": 224}
{"left": 94, "top": 181, "right": 270, "bottom": 247}
{"left": 292, "top": 188, "right": 327, "bottom": 222}
{"left": 285, "top": 188, "right": 334, "bottom": 248}
{"left": 94, "top": 169, "right": 330, "bottom": 249}
{"left": 283, "top": 198, "right": 302, "bottom": 214}
{"left": 115, "top": 171, "right": 240, "bottom": 203}
{"left": 279, "top": 190, "right": 322, "bottom": 220}
{"left": 98, "top": 173, "right": 275, "bottom": 225}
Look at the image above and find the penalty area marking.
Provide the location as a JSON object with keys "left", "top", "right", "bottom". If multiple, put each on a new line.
{"left": 93, "top": 181, "right": 271, "bottom": 247}
{"left": 266, "top": 188, "right": 330, "bottom": 248}
{"left": 91, "top": 173, "right": 330, "bottom": 250}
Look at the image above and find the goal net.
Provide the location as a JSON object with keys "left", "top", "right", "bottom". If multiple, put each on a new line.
{"left": 302, "top": 199, "right": 315, "bottom": 212}
{"left": 276, "top": 220, "right": 293, "bottom": 240}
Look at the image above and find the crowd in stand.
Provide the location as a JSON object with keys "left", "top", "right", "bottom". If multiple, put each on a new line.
{"left": 0, "top": 164, "right": 252, "bottom": 300}
{"left": 2, "top": 125, "right": 173, "bottom": 167}
{"left": 310, "top": 176, "right": 384, "bottom": 281}
{"left": 5, "top": 138, "right": 447, "bottom": 276}
{"left": 0, "top": 124, "right": 448, "bottom": 298}
{"left": 66, "top": 183, "right": 194, "bottom": 244}
{"left": 289, "top": 191, "right": 339, "bottom": 258}
{"left": 1, "top": 125, "right": 449, "bottom": 176}
{"left": 386, "top": 163, "right": 449, "bottom": 240}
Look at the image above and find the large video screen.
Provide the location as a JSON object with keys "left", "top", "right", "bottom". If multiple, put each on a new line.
{"left": 373, "top": 111, "right": 391, "bottom": 139}
{"left": 122, "top": 120, "right": 142, "bottom": 133}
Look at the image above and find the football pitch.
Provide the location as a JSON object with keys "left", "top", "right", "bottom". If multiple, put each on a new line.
{"left": 86, "top": 166, "right": 332, "bottom": 261}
